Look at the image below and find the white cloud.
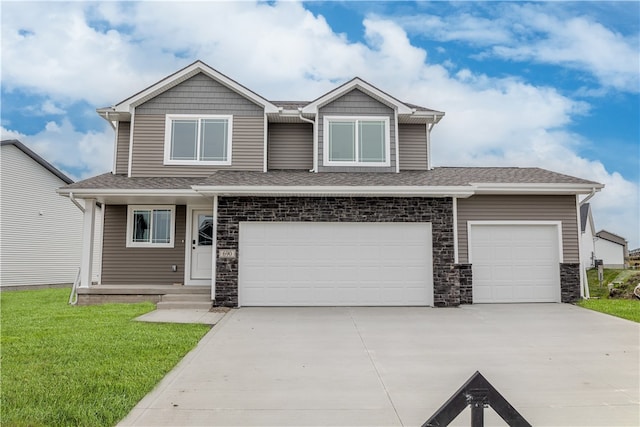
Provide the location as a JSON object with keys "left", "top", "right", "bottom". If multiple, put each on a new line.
{"left": 1, "top": 120, "right": 113, "bottom": 181}
{"left": 397, "top": 3, "right": 640, "bottom": 93}
{"left": 1, "top": 1, "right": 637, "bottom": 246}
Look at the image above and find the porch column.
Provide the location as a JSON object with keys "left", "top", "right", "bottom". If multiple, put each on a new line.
{"left": 79, "top": 199, "right": 96, "bottom": 288}
{"left": 211, "top": 195, "right": 218, "bottom": 300}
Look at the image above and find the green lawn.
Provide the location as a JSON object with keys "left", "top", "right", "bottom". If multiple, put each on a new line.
{"left": 0, "top": 288, "right": 210, "bottom": 427}
{"left": 578, "top": 268, "right": 640, "bottom": 323}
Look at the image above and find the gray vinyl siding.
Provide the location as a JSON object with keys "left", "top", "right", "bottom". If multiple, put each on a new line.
{"left": 457, "top": 195, "right": 579, "bottom": 264}
{"left": 130, "top": 115, "right": 264, "bottom": 176}
{"left": 267, "top": 123, "right": 313, "bottom": 170}
{"left": 100, "top": 205, "right": 186, "bottom": 285}
{"left": 317, "top": 88, "right": 396, "bottom": 173}
{"left": 398, "top": 124, "right": 428, "bottom": 170}
{"left": 136, "top": 72, "right": 263, "bottom": 116}
{"left": 115, "top": 121, "right": 130, "bottom": 174}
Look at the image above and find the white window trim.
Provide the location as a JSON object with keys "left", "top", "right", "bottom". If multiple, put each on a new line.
{"left": 163, "top": 114, "right": 233, "bottom": 166}
{"left": 323, "top": 115, "right": 391, "bottom": 167}
{"left": 126, "top": 205, "right": 176, "bottom": 248}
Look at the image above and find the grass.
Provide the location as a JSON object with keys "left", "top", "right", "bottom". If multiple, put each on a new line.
{"left": 577, "top": 268, "right": 640, "bottom": 323}
{"left": 0, "top": 288, "right": 210, "bottom": 427}
{"left": 578, "top": 298, "right": 640, "bottom": 323}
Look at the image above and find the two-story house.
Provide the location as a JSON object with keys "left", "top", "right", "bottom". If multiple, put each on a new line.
{"left": 59, "top": 60, "right": 603, "bottom": 307}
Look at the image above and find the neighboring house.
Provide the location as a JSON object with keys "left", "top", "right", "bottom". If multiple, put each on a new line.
{"left": 58, "top": 61, "right": 604, "bottom": 306}
{"left": 580, "top": 203, "right": 596, "bottom": 269}
{"left": 594, "top": 230, "right": 628, "bottom": 269}
{"left": 1, "top": 140, "right": 102, "bottom": 287}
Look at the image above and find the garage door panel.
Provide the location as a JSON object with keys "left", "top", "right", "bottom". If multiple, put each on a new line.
{"left": 239, "top": 222, "right": 433, "bottom": 306}
{"left": 470, "top": 224, "right": 560, "bottom": 303}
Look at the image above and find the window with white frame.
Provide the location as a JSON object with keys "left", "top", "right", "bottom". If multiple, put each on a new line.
{"left": 126, "top": 206, "right": 176, "bottom": 248}
{"left": 323, "top": 116, "right": 391, "bottom": 166}
{"left": 164, "top": 115, "right": 232, "bottom": 165}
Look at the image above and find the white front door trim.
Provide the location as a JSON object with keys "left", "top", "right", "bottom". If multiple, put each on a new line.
{"left": 184, "top": 205, "right": 214, "bottom": 286}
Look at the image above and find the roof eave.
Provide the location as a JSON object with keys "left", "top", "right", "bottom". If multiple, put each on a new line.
{"left": 471, "top": 182, "right": 604, "bottom": 195}
{"left": 192, "top": 185, "right": 475, "bottom": 198}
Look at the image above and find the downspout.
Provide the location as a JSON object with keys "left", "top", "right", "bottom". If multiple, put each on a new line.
{"left": 104, "top": 111, "right": 116, "bottom": 130}
{"left": 426, "top": 114, "right": 438, "bottom": 171}
{"left": 69, "top": 192, "right": 85, "bottom": 213}
{"left": 579, "top": 187, "right": 597, "bottom": 205}
{"left": 298, "top": 112, "right": 317, "bottom": 173}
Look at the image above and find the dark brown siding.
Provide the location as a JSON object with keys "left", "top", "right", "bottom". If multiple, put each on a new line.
{"left": 101, "top": 205, "right": 186, "bottom": 285}
{"left": 115, "top": 121, "right": 130, "bottom": 174}
{"left": 267, "top": 123, "right": 313, "bottom": 170}
{"left": 457, "top": 195, "right": 579, "bottom": 263}
{"left": 398, "top": 124, "right": 427, "bottom": 170}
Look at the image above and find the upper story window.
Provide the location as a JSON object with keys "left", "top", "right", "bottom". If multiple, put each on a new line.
{"left": 323, "top": 116, "right": 391, "bottom": 167}
{"left": 126, "top": 205, "right": 176, "bottom": 248}
{"left": 164, "top": 114, "right": 233, "bottom": 165}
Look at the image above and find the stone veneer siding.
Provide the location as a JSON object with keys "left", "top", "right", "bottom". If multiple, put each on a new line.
{"left": 215, "top": 196, "right": 458, "bottom": 307}
{"left": 560, "top": 263, "right": 580, "bottom": 303}
{"left": 455, "top": 264, "right": 473, "bottom": 304}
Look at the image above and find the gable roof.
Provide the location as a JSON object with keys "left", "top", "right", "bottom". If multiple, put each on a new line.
{"left": 100, "top": 60, "right": 279, "bottom": 119}
{"left": 596, "top": 230, "right": 628, "bottom": 246}
{"left": 1, "top": 139, "right": 73, "bottom": 184}
{"left": 300, "top": 77, "right": 444, "bottom": 123}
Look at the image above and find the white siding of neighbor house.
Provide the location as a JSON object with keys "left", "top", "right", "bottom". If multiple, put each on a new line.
{"left": 0, "top": 145, "right": 102, "bottom": 286}
{"left": 581, "top": 221, "right": 596, "bottom": 269}
{"left": 594, "top": 238, "right": 625, "bottom": 268}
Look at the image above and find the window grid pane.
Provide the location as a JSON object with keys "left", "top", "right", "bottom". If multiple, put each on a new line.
{"left": 133, "top": 210, "right": 151, "bottom": 243}
{"left": 200, "top": 119, "right": 228, "bottom": 161}
{"left": 359, "top": 121, "right": 385, "bottom": 162}
{"left": 171, "top": 120, "right": 198, "bottom": 160}
{"left": 329, "top": 121, "right": 355, "bottom": 161}
{"left": 152, "top": 210, "right": 172, "bottom": 244}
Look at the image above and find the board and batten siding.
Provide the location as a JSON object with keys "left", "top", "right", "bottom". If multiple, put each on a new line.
{"left": 317, "top": 88, "right": 396, "bottom": 173}
{"left": 130, "top": 72, "right": 265, "bottom": 176}
{"left": 398, "top": 124, "right": 428, "bottom": 170}
{"left": 267, "top": 123, "right": 313, "bottom": 170}
{"left": 0, "top": 145, "right": 101, "bottom": 286}
{"left": 115, "top": 121, "right": 130, "bottom": 174}
{"left": 130, "top": 115, "right": 264, "bottom": 176}
{"left": 100, "top": 205, "right": 186, "bottom": 285}
{"left": 457, "top": 195, "right": 579, "bottom": 264}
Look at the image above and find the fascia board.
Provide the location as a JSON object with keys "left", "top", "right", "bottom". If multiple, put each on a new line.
{"left": 57, "top": 188, "right": 198, "bottom": 198}
{"left": 113, "top": 61, "right": 278, "bottom": 114}
{"left": 471, "top": 182, "right": 604, "bottom": 194}
{"left": 301, "top": 79, "right": 412, "bottom": 115}
{"left": 192, "top": 185, "right": 475, "bottom": 197}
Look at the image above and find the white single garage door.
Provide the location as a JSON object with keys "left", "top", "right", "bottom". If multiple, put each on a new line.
{"left": 469, "top": 223, "right": 561, "bottom": 303}
{"left": 239, "top": 222, "right": 433, "bottom": 306}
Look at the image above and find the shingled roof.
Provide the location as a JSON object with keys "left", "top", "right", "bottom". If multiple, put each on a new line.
{"left": 62, "top": 167, "right": 599, "bottom": 191}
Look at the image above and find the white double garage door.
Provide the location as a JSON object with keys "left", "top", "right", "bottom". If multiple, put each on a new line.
{"left": 238, "top": 222, "right": 562, "bottom": 306}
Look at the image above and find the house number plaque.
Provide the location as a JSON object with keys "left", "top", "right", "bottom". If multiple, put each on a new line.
{"left": 219, "top": 249, "right": 237, "bottom": 259}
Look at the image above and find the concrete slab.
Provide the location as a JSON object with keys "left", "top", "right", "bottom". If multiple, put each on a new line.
{"left": 135, "top": 309, "right": 226, "bottom": 325}
{"left": 119, "top": 304, "right": 640, "bottom": 427}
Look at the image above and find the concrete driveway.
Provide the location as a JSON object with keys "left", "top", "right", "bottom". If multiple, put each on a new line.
{"left": 119, "top": 305, "right": 639, "bottom": 426}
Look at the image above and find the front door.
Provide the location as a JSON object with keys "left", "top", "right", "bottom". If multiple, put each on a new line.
{"left": 191, "top": 210, "right": 213, "bottom": 280}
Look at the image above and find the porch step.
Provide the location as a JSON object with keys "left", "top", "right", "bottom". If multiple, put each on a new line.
{"left": 157, "top": 293, "right": 213, "bottom": 310}
{"left": 156, "top": 301, "right": 213, "bottom": 310}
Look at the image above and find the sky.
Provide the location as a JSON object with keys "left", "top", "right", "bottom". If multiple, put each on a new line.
{"left": 1, "top": 1, "right": 639, "bottom": 248}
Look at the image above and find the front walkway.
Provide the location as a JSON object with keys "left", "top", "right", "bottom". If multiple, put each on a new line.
{"left": 119, "top": 304, "right": 639, "bottom": 426}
